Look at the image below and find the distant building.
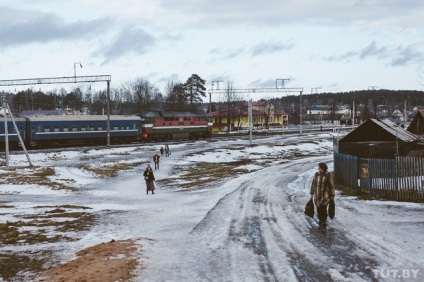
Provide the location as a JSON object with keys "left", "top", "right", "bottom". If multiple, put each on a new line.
{"left": 307, "top": 105, "right": 332, "bottom": 115}
{"left": 210, "top": 101, "right": 288, "bottom": 132}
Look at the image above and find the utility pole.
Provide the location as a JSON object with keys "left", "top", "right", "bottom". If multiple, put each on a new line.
{"left": 404, "top": 101, "right": 407, "bottom": 123}
{"left": 2, "top": 93, "right": 9, "bottom": 168}
{"left": 311, "top": 87, "right": 320, "bottom": 94}
{"left": 0, "top": 74, "right": 111, "bottom": 146}
{"left": 74, "top": 62, "right": 82, "bottom": 82}
{"left": 210, "top": 84, "right": 304, "bottom": 137}
{"left": 248, "top": 99, "right": 253, "bottom": 145}
{"left": 276, "top": 78, "right": 290, "bottom": 89}
{"left": 300, "top": 90, "right": 303, "bottom": 135}
{"left": 209, "top": 80, "right": 224, "bottom": 113}
{"left": 2, "top": 93, "right": 33, "bottom": 168}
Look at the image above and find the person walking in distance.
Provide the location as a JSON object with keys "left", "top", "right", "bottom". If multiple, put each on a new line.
{"left": 310, "top": 162, "right": 334, "bottom": 227}
{"left": 160, "top": 146, "right": 164, "bottom": 157}
{"left": 143, "top": 164, "right": 155, "bottom": 194}
{"left": 153, "top": 153, "right": 160, "bottom": 170}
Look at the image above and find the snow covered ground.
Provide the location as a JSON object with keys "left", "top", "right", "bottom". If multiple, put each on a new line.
{"left": 1, "top": 133, "right": 423, "bottom": 281}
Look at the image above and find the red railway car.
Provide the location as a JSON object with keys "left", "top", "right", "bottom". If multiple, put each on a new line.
{"left": 141, "top": 111, "right": 212, "bottom": 141}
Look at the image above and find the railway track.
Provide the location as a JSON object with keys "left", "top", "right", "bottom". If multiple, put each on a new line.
{"left": 2, "top": 126, "right": 349, "bottom": 156}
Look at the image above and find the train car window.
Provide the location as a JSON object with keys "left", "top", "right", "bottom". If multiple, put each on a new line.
{"left": 54, "top": 125, "right": 59, "bottom": 132}
{"left": 114, "top": 125, "right": 118, "bottom": 130}
{"left": 99, "top": 125, "right": 103, "bottom": 131}
{"left": 90, "top": 125, "right": 94, "bottom": 131}
{"left": 38, "top": 125, "right": 41, "bottom": 132}
{"left": 45, "top": 125, "right": 50, "bottom": 132}
{"left": 64, "top": 125, "right": 69, "bottom": 132}
{"left": 81, "top": 125, "right": 86, "bottom": 131}
{"left": 122, "top": 124, "right": 124, "bottom": 130}
{"left": 73, "top": 125, "right": 78, "bottom": 132}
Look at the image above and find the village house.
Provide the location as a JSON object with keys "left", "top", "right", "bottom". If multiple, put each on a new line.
{"left": 210, "top": 101, "right": 288, "bottom": 132}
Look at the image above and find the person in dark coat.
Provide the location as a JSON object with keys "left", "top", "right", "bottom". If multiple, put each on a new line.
{"left": 153, "top": 153, "right": 160, "bottom": 170}
{"left": 160, "top": 147, "right": 164, "bottom": 156}
{"left": 143, "top": 164, "right": 155, "bottom": 194}
{"left": 310, "top": 162, "right": 334, "bottom": 227}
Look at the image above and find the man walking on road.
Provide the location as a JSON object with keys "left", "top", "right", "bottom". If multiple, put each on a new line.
{"left": 310, "top": 162, "right": 334, "bottom": 227}
{"left": 153, "top": 153, "right": 160, "bottom": 170}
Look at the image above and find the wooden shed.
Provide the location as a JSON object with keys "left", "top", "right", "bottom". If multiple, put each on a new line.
{"left": 335, "top": 118, "right": 419, "bottom": 158}
{"left": 407, "top": 110, "right": 424, "bottom": 135}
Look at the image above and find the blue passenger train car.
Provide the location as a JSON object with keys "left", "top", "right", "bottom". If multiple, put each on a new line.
{"left": 0, "top": 115, "right": 141, "bottom": 150}
{"left": 25, "top": 115, "right": 141, "bottom": 147}
{"left": 0, "top": 117, "right": 27, "bottom": 149}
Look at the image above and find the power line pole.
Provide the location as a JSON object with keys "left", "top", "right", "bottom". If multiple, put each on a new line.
{"left": 300, "top": 90, "right": 303, "bottom": 135}
{"left": 209, "top": 80, "right": 224, "bottom": 113}
{"left": 1, "top": 93, "right": 33, "bottom": 168}
{"left": 276, "top": 78, "right": 290, "bottom": 89}
{"left": 311, "top": 87, "right": 320, "bottom": 94}
{"left": 210, "top": 85, "right": 304, "bottom": 136}
{"left": 0, "top": 74, "right": 112, "bottom": 146}
{"left": 2, "top": 93, "right": 9, "bottom": 168}
{"left": 368, "top": 86, "right": 379, "bottom": 90}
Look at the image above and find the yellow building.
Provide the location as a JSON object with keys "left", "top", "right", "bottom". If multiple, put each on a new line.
{"left": 210, "top": 101, "right": 288, "bottom": 132}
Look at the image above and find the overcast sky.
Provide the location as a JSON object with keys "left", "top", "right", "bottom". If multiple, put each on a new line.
{"left": 1, "top": 0, "right": 424, "bottom": 100}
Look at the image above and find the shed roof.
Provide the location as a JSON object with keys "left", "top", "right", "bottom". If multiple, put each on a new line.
{"left": 340, "top": 118, "right": 418, "bottom": 143}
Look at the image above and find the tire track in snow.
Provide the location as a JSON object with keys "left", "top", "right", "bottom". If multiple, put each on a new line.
{"left": 190, "top": 157, "right": 381, "bottom": 281}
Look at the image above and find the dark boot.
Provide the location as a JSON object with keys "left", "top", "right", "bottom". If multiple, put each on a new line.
{"left": 152, "top": 191, "right": 155, "bottom": 194}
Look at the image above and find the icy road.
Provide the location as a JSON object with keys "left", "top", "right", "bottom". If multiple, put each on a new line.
{"left": 2, "top": 133, "right": 424, "bottom": 281}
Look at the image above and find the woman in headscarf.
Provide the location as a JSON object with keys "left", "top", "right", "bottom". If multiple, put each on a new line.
{"left": 143, "top": 164, "right": 156, "bottom": 194}
{"left": 310, "top": 162, "right": 334, "bottom": 227}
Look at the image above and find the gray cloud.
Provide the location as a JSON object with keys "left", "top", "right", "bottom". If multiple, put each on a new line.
{"left": 359, "top": 41, "right": 387, "bottom": 59}
{"left": 247, "top": 78, "right": 279, "bottom": 88}
{"left": 323, "top": 41, "right": 387, "bottom": 62}
{"left": 390, "top": 45, "right": 423, "bottom": 66}
{"left": 157, "top": 0, "right": 424, "bottom": 29}
{"left": 251, "top": 41, "right": 295, "bottom": 56}
{"left": 97, "top": 26, "right": 156, "bottom": 64}
{"left": 0, "top": 6, "right": 109, "bottom": 47}
{"left": 208, "top": 47, "right": 245, "bottom": 59}
{"left": 322, "top": 41, "right": 422, "bottom": 67}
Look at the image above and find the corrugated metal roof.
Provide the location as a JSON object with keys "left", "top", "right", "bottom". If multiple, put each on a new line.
{"left": 373, "top": 118, "right": 418, "bottom": 142}
{"left": 341, "top": 118, "right": 418, "bottom": 143}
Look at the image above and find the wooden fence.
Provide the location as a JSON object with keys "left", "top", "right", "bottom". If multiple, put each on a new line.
{"left": 334, "top": 153, "right": 424, "bottom": 202}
